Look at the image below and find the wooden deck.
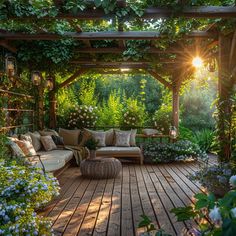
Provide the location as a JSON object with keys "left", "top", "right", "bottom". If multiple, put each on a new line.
{"left": 40, "top": 160, "right": 215, "bottom": 236}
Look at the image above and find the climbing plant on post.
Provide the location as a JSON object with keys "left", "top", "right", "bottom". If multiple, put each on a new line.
{"left": 217, "top": 33, "right": 235, "bottom": 162}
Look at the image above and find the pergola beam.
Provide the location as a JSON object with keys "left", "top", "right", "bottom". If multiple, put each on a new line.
{"left": 57, "top": 68, "right": 87, "bottom": 89}
{"left": 6, "top": 6, "right": 236, "bottom": 20}
{"left": 0, "top": 31, "right": 216, "bottom": 41}
{"left": 76, "top": 47, "right": 185, "bottom": 54}
{"left": 0, "top": 40, "right": 17, "bottom": 53}
{"left": 147, "top": 70, "right": 172, "bottom": 90}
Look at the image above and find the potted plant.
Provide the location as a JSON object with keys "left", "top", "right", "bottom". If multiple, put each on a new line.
{"left": 84, "top": 137, "right": 98, "bottom": 159}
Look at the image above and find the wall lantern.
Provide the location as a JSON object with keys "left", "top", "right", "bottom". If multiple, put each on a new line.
{"left": 169, "top": 126, "right": 177, "bottom": 138}
{"left": 31, "top": 71, "right": 42, "bottom": 86}
{"left": 45, "top": 77, "right": 54, "bottom": 91}
{"left": 207, "top": 58, "right": 216, "bottom": 72}
{"left": 5, "top": 55, "right": 17, "bottom": 79}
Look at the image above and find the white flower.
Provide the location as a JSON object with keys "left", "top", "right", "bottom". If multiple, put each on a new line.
{"left": 132, "top": 117, "right": 135, "bottom": 120}
{"left": 209, "top": 206, "right": 221, "bottom": 223}
{"left": 231, "top": 207, "right": 236, "bottom": 218}
{"left": 229, "top": 175, "right": 236, "bottom": 188}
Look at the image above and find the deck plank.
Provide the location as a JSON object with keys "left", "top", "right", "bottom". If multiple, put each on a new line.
{"left": 41, "top": 162, "right": 207, "bottom": 236}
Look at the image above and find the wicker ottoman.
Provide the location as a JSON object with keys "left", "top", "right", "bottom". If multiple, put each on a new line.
{"left": 80, "top": 157, "right": 122, "bottom": 179}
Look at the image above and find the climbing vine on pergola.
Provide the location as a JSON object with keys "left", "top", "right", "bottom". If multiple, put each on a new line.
{"left": 0, "top": 0, "right": 236, "bottom": 162}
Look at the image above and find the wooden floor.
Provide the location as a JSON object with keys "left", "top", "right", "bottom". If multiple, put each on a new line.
{"left": 40, "top": 159, "right": 216, "bottom": 236}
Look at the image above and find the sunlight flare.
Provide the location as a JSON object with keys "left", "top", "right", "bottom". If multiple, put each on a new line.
{"left": 192, "top": 57, "right": 203, "bottom": 68}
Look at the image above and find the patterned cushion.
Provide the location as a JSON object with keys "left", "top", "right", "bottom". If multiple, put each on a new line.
{"left": 28, "top": 131, "right": 42, "bottom": 151}
{"left": 15, "top": 139, "right": 37, "bottom": 156}
{"left": 92, "top": 131, "right": 106, "bottom": 147}
{"left": 7, "top": 138, "right": 25, "bottom": 157}
{"left": 130, "top": 129, "right": 137, "bottom": 146}
{"left": 40, "top": 136, "right": 57, "bottom": 151}
{"left": 20, "top": 134, "right": 33, "bottom": 143}
{"left": 114, "top": 130, "right": 131, "bottom": 147}
{"left": 59, "top": 128, "right": 80, "bottom": 146}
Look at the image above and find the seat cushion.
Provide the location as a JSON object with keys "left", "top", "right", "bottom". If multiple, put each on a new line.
{"left": 37, "top": 149, "right": 74, "bottom": 163}
{"left": 96, "top": 146, "right": 141, "bottom": 157}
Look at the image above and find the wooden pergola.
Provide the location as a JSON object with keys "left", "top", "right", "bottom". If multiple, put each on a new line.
{"left": 1, "top": 3, "right": 236, "bottom": 160}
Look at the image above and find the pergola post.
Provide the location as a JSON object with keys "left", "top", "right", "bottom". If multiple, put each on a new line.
{"left": 172, "top": 81, "right": 180, "bottom": 130}
{"left": 49, "top": 76, "right": 57, "bottom": 129}
{"left": 37, "top": 85, "right": 44, "bottom": 130}
{"left": 218, "top": 34, "right": 234, "bottom": 162}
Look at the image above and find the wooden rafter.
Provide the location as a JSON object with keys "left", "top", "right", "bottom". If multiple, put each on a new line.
{"left": 69, "top": 60, "right": 178, "bottom": 65}
{"left": 57, "top": 68, "right": 87, "bottom": 89}
{"left": 76, "top": 47, "right": 184, "bottom": 54}
{"left": 0, "top": 31, "right": 216, "bottom": 41}
{"left": 67, "top": 20, "right": 92, "bottom": 48}
{"left": 80, "top": 64, "right": 149, "bottom": 69}
{"left": 147, "top": 70, "right": 172, "bottom": 90}
{"left": 7, "top": 6, "right": 236, "bottom": 20}
{"left": 0, "top": 40, "right": 17, "bottom": 53}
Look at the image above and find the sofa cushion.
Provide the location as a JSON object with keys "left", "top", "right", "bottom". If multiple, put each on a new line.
{"left": 37, "top": 149, "right": 74, "bottom": 163}
{"left": 96, "top": 146, "right": 141, "bottom": 156}
{"left": 33, "top": 159, "right": 66, "bottom": 172}
{"left": 114, "top": 130, "right": 131, "bottom": 147}
{"left": 51, "top": 135, "right": 64, "bottom": 145}
{"left": 40, "top": 136, "right": 57, "bottom": 151}
{"left": 130, "top": 129, "right": 137, "bottom": 146}
{"left": 28, "top": 131, "right": 42, "bottom": 151}
{"left": 7, "top": 138, "right": 25, "bottom": 158}
{"left": 39, "top": 129, "right": 59, "bottom": 137}
{"left": 92, "top": 131, "right": 106, "bottom": 147}
{"left": 105, "top": 129, "right": 114, "bottom": 146}
{"left": 59, "top": 128, "right": 80, "bottom": 146}
{"left": 15, "top": 139, "right": 37, "bottom": 156}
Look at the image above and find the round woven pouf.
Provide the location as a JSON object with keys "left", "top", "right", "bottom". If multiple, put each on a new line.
{"left": 80, "top": 157, "right": 122, "bottom": 179}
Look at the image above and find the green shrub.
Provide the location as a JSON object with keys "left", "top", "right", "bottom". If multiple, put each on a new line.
{"left": 97, "top": 90, "right": 123, "bottom": 127}
{"left": 143, "top": 140, "right": 208, "bottom": 163}
{"left": 121, "top": 98, "right": 146, "bottom": 128}
{"left": 0, "top": 159, "right": 60, "bottom": 235}
{"left": 191, "top": 129, "right": 215, "bottom": 153}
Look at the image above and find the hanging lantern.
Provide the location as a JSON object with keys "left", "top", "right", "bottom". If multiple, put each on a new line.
{"left": 31, "top": 71, "right": 42, "bottom": 86}
{"left": 5, "top": 55, "right": 17, "bottom": 79}
{"left": 169, "top": 126, "right": 177, "bottom": 138}
{"left": 207, "top": 58, "right": 216, "bottom": 72}
{"left": 45, "top": 77, "right": 54, "bottom": 91}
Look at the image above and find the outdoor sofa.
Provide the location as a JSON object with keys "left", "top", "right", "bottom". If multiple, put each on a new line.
{"left": 8, "top": 127, "right": 144, "bottom": 174}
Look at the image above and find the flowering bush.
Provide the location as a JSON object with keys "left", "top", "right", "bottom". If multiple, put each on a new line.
{"left": 0, "top": 159, "right": 60, "bottom": 235}
{"left": 152, "top": 104, "right": 172, "bottom": 134}
{"left": 171, "top": 175, "right": 236, "bottom": 236}
{"left": 68, "top": 105, "right": 98, "bottom": 128}
{"left": 190, "top": 163, "right": 234, "bottom": 197}
{"left": 143, "top": 140, "right": 208, "bottom": 163}
{"left": 122, "top": 99, "right": 146, "bottom": 128}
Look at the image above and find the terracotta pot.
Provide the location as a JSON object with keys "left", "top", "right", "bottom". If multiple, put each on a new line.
{"left": 89, "top": 150, "right": 96, "bottom": 159}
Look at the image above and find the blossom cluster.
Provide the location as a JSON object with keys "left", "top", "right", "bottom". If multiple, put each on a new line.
{"left": 0, "top": 159, "right": 60, "bottom": 235}
{"left": 143, "top": 140, "right": 207, "bottom": 163}
{"left": 68, "top": 105, "right": 98, "bottom": 128}
{"left": 123, "top": 110, "right": 141, "bottom": 127}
